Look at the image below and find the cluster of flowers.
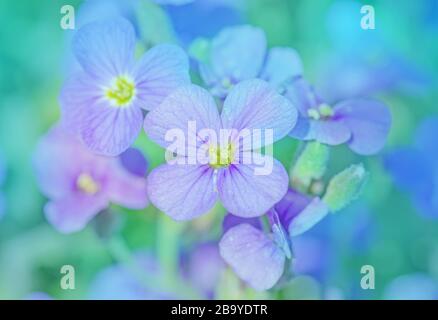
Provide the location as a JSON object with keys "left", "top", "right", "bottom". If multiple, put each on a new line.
{"left": 33, "top": 18, "right": 391, "bottom": 291}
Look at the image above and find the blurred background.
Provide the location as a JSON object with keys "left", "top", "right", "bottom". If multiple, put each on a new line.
{"left": 0, "top": 0, "right": 437, "bottom": 299}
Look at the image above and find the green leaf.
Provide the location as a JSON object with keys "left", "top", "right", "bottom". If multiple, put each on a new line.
{"left": 323, "top": 163, "right": 368, "bottom": 213}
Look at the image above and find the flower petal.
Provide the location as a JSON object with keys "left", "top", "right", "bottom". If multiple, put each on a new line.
{"left": 45, "top": 194, "right": 108, "bottom": 234}
{"left": 59, "top": 72, "right": 104, "bottom": 135}
{"left": 107, "top": 161, "right": 148, "bottom": 209}
{"left": 146, "top": 164, "right": 218, "bottom": 220}
{"left": 284, "top": 77, "right": 322, "bottom": 115}
{"left": 73, "top": 18, "right": 135, "bottom": 79}
{"left": 307, "top": 119, "right": 352, "bottom": 145}
{"left": 222, "top": 213, "right": 263, "bottom": 233}
{"left": 79, "top": 102, "right": 143, "bottom": 156}
{"left": 144, "top": 84, "right": 221, "bottom": 149}
{"left": 335, "top": 99, "right": 391, "bottom": 155}
{"left": 133, "top": 44, "right": 190, "bottom": 111}
{"left": 221, "top": 79, "right": 297, "bottom": 146}
{"left": 288, "top": 197, "right": 329, "bottom": 236}
{"left": 33, "top": 126, "right": 89, "bottom": 199}
{"left": 219, "top": 223, "right": 285, "bottom": 291}
{"left": 260, "top": 47, "right": 303, "bottom": 89}
{"left": 217, "top": 156, "right": 289, "bottom": 217}
{"left": 119, "top": 147, "right": 149, "bottom": 177}
{"left": 202, "top": 25, "right": 266, "bottom": 88}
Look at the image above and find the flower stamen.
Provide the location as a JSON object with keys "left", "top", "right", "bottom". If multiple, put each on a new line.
{"left": 76, "top": 173, "right": 100, "bottom": 195}
{"left": 105, "top": 76, "right": 136, "bottom": 107}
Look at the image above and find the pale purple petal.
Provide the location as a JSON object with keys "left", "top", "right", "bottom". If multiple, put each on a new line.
{"left": 221, "top": 79, "right": 297, "bottom": 146}
{"left": 217, "top": 156, "right": 289, "bottom": 217}
{"left": 133, "top": 44, "right": 190, "bottom": 111}
{"left": 73, "top": 18, "right": 135, "bottom": 80}
{"left": 146, "top": 164, "right": 218, "bottom": 220}
{"left": 203, "top": 25, "right": 266, "bottom": 87}
{"left": 59, "top": 72, "right": 103, "bottom": 135}
{"left": 335, "top": 99, "right": 391, "bottom": 155}
{"left": 144, "top": 84, "right": 221, "bottom": 149}
{"left": 288, "top": 197, "right": 329, "bottom": 236}
{"left": 219, "top": 223, "right": 285, "bottom": 291}
{"left": 260, "top": 47, "right": 303, "bottom": 89}
{"left": 106, "top": 161, "right": 148, "bottom": 209}
{"left": 79, "top": 102, "right": 143, "bottom": 156}
{"left": 45, "top": 194, "right": 108, "bottom": 234}
{"left": 284, "top": 77, "right": 322, "bottom": 115}
{"left": 33, "top": 126, "right": 90, "bottom": 199}
{"left": 306, "top": 119, "right": 351, "bottom": 145}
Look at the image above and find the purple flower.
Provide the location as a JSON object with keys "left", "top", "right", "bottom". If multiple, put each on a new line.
{"left": 384, "top": 117, "right": 438, "bottom": 218}
{"left": 219, "top": 188, "right": 329, "bottom": 290}
{"left": 193, "top": 25, "right": 302, "bottom": 98}
{"left": 144, "top": 79, "right": 297, "bottom": 220}
{"left": 33, "top": 126, "right": 148, "bottom": 233}
{"left": 287, "top": 77, "right": 392, "bottom": 155}
{"left": 60, "top": 18, "right": 190, "bottom": 156}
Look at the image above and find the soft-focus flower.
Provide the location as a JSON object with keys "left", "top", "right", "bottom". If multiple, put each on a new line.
{"left": 181, "top": 242, "right": 225, "bottom": 298}
{"left": 219, "top": 188, "right": 329, "bottom": 290}
{"left": 384, "top": 117, "right": 438, "bottom": 218}
{"left": 164, "top": 0, "right": 243, "bottom": 46}
{"left": 33, "top": 126, "right": 148, "bottom": 233}
{"left": 144, "top": 79, "right": 297, "bottom": 220}
{"left": 383, "top": 273, "right": 438, "bottom": 300}
{"left": 60, "top": 18, "right": 190, "bottom": 156}
{"left": 287, "top": 77, "right": 391, "bottom": 155}
{"left": 191, "top": 25, "right": 302, "bottom": 98}
{"left": 89, "top": 252, "right": 175, "bottom": 300}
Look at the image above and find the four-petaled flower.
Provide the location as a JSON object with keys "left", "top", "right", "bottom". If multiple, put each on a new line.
{"left": 287, "top": 77, "right": 392, "bottom": 155}
{"left": 219, "top": 188, "right": 329, "bottom": 290}
{"left": 193, "top": 25, "right": 303, "bottom": 98}
{"left": 60, "top": 18, "right": 190, "bottom": 156}
{"left": 144, "top": 79, "right": 297, "bottom": 220}
{"left": 33, "top": 126, "right": 149, "bottom": 233}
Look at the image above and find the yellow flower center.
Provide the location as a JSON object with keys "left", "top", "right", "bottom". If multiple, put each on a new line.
{"left": 105, "top": 76, "right": 136, "bottom": 107}
{"left": 307, "top": 103, "right": 334, "bottom": 120}
{"left": 76, "top": 173, "right": 99, "bottom": 195}
{"left": 208, "top": 143, "right": 235, "bottom": 169}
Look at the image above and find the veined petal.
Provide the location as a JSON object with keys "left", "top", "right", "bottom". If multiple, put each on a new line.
{"left": 219, "top": 224, "right": 285, "bottom": 291}
{"left": 221, "top": 79, "right": 297, "bottom": 147}
{"left": 59, "top": 72, "right": 104, "bottom": 135}
{"left": 144, "top": 84, "right": 221, "bottom": 150}
{"left": 107, "top": 161, "right": 148, "bottom": 209}
{"left": 260, "top": 47, "right": 303, "bottom": 89}
{"left": 205, "top": 25, "right": 266, "bottom": 86}
{"left": 307, "top": 119, "right": 351, "bottom": 145}
{"left": 73, "top": 18, "right": 135, "bottom": 80}
{"left": 217, "top": 156, "right": 289, "bottom": 217}
{"left": 335, "top": 99, "right": 391, "bottom": 155}
{"left": 79, "top": 102, "right": 143, "bottom": 156}
{"left": 133, "top": 44, "right": 190, "bottom": 111}
{"left": 45, "top": 194, "right": 108, "bottom": 234}
{"left": 146, "top": 164, "right": 218, "bottom": 220}
{"left": 284, "top": 77, "right": 322, "bottom": 116}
